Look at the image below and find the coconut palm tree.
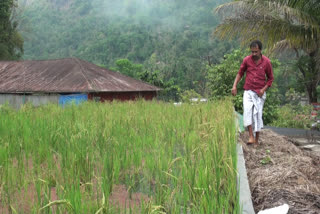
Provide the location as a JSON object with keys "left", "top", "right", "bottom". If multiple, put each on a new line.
{"left": 214, "top": 0, "right": 320, "bottom": 103}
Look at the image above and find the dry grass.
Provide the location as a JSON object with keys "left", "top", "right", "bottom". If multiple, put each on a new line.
{"left": 239, "top": 129, "right": 320, "bottom": 213}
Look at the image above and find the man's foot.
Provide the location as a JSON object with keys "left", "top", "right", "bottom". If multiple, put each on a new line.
{"left": 255, "top": 132, "right": 260, "bottom": 146}
{"left": 247, "top": 136, "right": 255, "bottom": 145}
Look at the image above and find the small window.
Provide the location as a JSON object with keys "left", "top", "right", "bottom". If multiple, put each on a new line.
{"left": 93, "top": 96, "right": 101, "bottom": 102}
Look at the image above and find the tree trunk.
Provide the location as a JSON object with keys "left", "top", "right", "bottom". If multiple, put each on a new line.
{"left": 300, "top": 51, "right": 319, "bottom": 103}
{"left": 305, "top": 81, "right": 318, "bottom": 103}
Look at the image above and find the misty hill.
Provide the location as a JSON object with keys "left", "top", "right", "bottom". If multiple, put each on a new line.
{"left": 18, "top": 0, "right": 235, "bottom": 91}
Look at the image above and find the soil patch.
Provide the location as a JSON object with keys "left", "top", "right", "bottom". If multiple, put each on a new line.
{"left": 239, "top": 129, "right": 320, "bottom": 214}
{"left": 109, "top": 184, "right": 150, "bottom": 210}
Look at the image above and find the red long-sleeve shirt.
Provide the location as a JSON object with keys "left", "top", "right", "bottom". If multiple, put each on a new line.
{"left": 238, "top": 55, "right": 274, "bottom": 94}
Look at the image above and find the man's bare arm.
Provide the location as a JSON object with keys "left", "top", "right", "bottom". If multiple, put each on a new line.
{"left": 258, "top": 85, "right": 269, "bottom": 97}
{"left": 231, "top": 74, "right": 242, "bottom": 96}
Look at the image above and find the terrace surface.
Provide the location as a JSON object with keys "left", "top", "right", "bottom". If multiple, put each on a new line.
{"left": 239, "top": 129, "right": 320, "bottom": 213}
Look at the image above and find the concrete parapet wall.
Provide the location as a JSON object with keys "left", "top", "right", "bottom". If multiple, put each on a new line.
{"left": 237, "top": 144, "right": 255, "bottom": 214}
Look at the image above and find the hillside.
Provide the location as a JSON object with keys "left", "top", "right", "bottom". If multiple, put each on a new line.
{"left": 18, "top": 0, "right": 235, "bottom": 92}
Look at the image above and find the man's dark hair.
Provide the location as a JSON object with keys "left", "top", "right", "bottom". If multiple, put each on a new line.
{"left": 250, "top": 40, "right": 262, "bottom": 50}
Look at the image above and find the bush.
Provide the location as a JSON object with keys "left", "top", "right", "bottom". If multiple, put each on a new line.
{"left": 180, "top": 89, "right": 201, "bottom": 103}
{"left": 270, "top": 104, "right": 313, "bottom": 129}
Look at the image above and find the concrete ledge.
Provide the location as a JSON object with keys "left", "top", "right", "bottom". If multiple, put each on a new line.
{"left": 264, "top": 126, "right": 320, "bottom": 137}
{"left": 237, "top": 144, "right": 255, "bottom": 214}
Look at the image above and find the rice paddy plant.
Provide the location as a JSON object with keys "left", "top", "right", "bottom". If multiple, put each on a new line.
{"left": 0, "top": 99, "right": 239, "bottom": 213}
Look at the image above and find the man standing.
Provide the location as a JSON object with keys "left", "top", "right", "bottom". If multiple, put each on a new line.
{"left": 231, "top": 40, "right": 274, "bottom": 145}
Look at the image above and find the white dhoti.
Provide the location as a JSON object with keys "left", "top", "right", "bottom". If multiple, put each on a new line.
{"left": 243, "top": 90, "right": 266, "bottom": 133}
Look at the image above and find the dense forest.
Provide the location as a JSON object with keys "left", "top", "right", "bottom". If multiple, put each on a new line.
{"left": 18, "top": 0, "right": 236, "bottom": 97}
{"left": 0, "top": 0, "right": 23, "bottom": 59}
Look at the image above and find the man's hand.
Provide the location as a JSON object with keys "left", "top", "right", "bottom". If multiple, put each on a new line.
{"left": 258, "top": 89, "right": 265, "bottom": 97}
{"left": 231, "top": 87, "right": 237, "bottom": 96}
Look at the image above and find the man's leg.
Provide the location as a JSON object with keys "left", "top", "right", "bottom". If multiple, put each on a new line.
{"left": 255, "top": 132, "right": 260, "bottom": 144}
{"left": 247, "top": 125, "right": 255, "bottom": 144}
{"left": 254, "top": 93, "right": 265, "bottom": 146}
{"left": 243, "top": 91, "right": 255, "bottom": 144}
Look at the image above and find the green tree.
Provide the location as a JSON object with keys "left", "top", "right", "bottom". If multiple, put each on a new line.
{"left": 139, "top": 68, "right": 181, "bottom": 102}
{"left": 180, "top": 89, "right": 201, "bottom": 103}
{"left": 114, "top": 58, "right": 181, "bottom": 101}
{"left": 114, "top": 58, "right": 143, "bottom": 78}
{"left": 0, "top": 0, "right": 23, "bottom": 59}
{"left": 214, "top": 0, "right": 320, "bottom": 103}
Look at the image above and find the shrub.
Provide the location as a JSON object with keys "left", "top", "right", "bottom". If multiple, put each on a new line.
{"left": 270, "top": 104, "right": 313, "bottom": 129}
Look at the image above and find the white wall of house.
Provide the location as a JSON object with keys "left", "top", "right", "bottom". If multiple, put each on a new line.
{"left": 0, "top": 94, "right": 59, "bottom": 109}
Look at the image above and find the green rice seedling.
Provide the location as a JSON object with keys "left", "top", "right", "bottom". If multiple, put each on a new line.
{"left": 0, "top": 99, "right": 239, "bottom": 213}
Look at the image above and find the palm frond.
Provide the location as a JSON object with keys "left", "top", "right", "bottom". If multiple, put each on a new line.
{"left": 217, "top": 0, "right": 320, "bottom": 35}
{"left": 268, "top": 40, "right": 291, "bottom": 55}
{"left": 281, "top": 0, "right": 320, "bottom": 16}
{"left": 261, "top": 1, "right": 320, "bottom": 36}
{"left": 215, "top": 1, "right": 245, "bottom": 16}
{"left": 214, "top": 0, "right": 320, "bottom": 51}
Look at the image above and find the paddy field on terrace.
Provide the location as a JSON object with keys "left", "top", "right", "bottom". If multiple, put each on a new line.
{"left": 0, "top": 100, "right": 239, "bottom": 213}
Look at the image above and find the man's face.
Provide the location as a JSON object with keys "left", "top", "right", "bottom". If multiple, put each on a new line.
{"left": 251, "top": 46, "right": 261, "bottom": 60}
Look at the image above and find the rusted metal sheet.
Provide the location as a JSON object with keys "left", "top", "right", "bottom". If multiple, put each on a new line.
{"left": 0, "top": 58, "right": 161, "bottom": 93}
